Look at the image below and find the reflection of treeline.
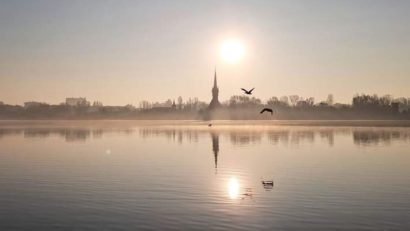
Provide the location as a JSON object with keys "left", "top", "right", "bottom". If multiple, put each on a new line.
{"left": 1, "top": 127, "right": 409, "bottom": 146}
{"left": 138, "top": 128, "right": 324, "bottom": 145}
{"left": 0, "top": 94, "right": 409, "bottom": 119}
{"left": 138, "top": 128, "right": 410, "bottom": 146}
{"left": 139, "top": 129, "right": 200, "bottom": 143}
{"left": 0, "top": 128, "right": 133, "bottom": 142}
{"left": 353, "top": 130, "right": 410, "bottom": 145}
{"left": 139, "top": 128, "right": 318, "bottom": 145}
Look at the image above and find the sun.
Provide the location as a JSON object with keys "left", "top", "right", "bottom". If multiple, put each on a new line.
{"left": 219, "top": 38, "right": 244, "bottom": 63}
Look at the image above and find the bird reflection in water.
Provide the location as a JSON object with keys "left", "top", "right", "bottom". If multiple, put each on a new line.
{"left": 261, "top": 180, "right": 274, "bottom": 191}
{"left": 227, "top": 177, "right": 256, "bottom": 200}
{"left": 240, "top": 188, "right": 253, "bottom": 200}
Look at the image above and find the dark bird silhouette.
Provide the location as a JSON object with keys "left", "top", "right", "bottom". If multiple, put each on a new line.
{"left": 260, "top": 108, "right": 273, "bottom": 115}
{"left": 241, "top": 88, "right": 255, "bottom": 95}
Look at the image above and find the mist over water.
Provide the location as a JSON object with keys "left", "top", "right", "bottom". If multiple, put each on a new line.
{"left": 0, "top": 121, "right": 409, "bottom": 230}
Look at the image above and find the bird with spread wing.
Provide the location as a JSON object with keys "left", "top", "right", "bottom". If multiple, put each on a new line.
{"left": 241, "top": 88, "right": 255, "bottom": 95}
{"left": 260, "top": 108, "right": 273, "bottom": 115}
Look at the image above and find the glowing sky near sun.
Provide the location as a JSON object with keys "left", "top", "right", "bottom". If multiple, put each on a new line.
{"left": 0, "top": 0, "right": 409, "bottom": 105}
{"left": 220, "top": 39, "right": 245, "bottom": 64}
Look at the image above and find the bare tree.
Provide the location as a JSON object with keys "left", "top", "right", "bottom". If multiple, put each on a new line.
{"left": 280, "top": 96, "right": 289, "bottom": 106}
{"left": 307, "top": 97, "right": 315, "bottom": 106}
{"left": 326, "top": 94, "right": 334, "bottom": 105}
{"left": 178, "top": 96, "right": 183, "bottom": 110}
{"left": 289, "top": 95, "right": 300, "bottom": 106}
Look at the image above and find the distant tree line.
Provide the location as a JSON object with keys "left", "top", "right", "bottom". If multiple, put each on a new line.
{"left": 0, "top": 94, "right": 409, "bottom": 120}
{"left": 206, "top": 94, "right": 409, "bottom": 120}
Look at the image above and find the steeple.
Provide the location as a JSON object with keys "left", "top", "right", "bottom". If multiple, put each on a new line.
{"left": 208, "top": 68, "right": 221, "bottom": 110}
{"left": 213, "top": 68, "right": 217, "bottom": 88}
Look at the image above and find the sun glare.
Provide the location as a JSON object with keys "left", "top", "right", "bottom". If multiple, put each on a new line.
{"left": 220, "top": 39, "right": 244, "bottom": 63}
{"left": 228, "top": 177, "right": 240, "bottom": 199}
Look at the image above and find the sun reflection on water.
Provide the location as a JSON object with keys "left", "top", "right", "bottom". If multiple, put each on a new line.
{"left": 228, "top": 177, "right": 239, "bottom": 199}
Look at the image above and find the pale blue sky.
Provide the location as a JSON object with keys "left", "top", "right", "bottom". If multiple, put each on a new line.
{"left": 1, "top": 0, "right": 409, "bottom": 105}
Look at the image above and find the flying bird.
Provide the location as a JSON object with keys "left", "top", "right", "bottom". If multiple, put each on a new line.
{"left": 260, "top": 108, "right": 273, "bottom": 115}
{"left": 241, "top": 88, "right": 255, "bottom": 95}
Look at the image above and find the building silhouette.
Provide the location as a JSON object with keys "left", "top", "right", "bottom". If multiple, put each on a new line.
{"left": 66, "top": 97, "right": 89, "bottom": 106}
{"left": 24, "top": 101, "right": 45, "bottom": 108}
{"left": 208, "top": 69, "right": 221, "bottom": 110}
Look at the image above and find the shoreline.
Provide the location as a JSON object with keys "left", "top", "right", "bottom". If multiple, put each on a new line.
{"left": 1, "top": 120, "right": 410, "bottom": 127}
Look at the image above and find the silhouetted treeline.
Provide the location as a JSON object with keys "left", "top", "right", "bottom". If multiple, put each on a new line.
{"left": 0, "top": 94, "right": 409, "bottom": 120}
{"left": 206, "top": 94, "right": 409, "bottom": 120}
{"left": 0, "top": 103, "right": 139, "bottom": 119}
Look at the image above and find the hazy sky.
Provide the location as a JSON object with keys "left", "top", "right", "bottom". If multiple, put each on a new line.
{"left": 1, "top": 0, "right": 409, "bottom": 105}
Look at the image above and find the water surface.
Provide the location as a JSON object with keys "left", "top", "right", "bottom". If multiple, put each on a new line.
{"left": 0, "top": 121, "right": 409, "bottom": 230}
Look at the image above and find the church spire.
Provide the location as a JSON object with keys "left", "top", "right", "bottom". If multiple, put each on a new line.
{"left": 213, "top": 67, "right": 217, "bottom": 88}
{"left": 208, "top": 67, "right": 221, "bottom": 110}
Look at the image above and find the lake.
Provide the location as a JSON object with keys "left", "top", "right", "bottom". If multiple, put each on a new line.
{"left": 0, "top": 121, "right": 409, "bottom": 230}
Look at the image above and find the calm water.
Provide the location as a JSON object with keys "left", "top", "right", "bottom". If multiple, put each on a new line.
{"left": 0, "top": 121, "right": 409, "bottom": 230}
